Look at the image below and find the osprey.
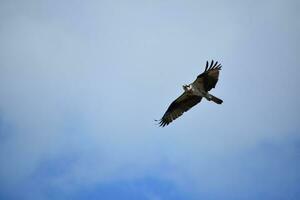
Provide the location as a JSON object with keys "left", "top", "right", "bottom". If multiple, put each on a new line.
{"left": 158, "top": 60, "right": 223, "bottom": 127}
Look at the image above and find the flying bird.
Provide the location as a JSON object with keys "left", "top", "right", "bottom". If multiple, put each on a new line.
{"left": 157, "top": 60, "right": 223, "bottom": 127}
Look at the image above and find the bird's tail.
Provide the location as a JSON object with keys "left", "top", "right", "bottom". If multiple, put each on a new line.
{"left": 210, "top": 94, "right": 223, "bottom": 104}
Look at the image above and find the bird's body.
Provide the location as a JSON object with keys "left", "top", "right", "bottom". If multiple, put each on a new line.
{"left": 158, "top": 60, "right": 223, "bottom": 127}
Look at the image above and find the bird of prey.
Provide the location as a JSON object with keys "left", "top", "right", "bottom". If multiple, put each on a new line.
{"left": 157, "top": 60, "right": 223, "bottom": 127}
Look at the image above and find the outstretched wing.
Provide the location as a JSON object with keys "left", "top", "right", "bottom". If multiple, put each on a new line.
{"left": 158, "top": 92, "right": 202, "bottom": 127}
{"left": 193, "top": 60, "right": 222, "bottom": 92}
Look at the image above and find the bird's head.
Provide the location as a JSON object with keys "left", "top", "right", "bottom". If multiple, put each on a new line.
{"left": 182, "top": 85, "right": 190, "bottom": 92}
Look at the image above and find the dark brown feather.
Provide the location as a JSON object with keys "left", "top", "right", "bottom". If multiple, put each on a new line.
{"left": 158, "top": 93, "right": 202, "bottom": 127}
{"left": 196, "top": 60, "right": 221, "bottom": 92}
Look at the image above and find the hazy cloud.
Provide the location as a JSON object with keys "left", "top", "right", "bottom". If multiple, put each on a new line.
{"left": 1, "top": 0, "right": 300, "bottom": 199}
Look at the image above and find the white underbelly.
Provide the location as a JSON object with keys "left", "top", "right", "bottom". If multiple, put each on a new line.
{"left": 191, "top": 85, "right": 205, "bottom": 97}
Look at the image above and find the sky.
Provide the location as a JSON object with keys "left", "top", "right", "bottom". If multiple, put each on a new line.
{"left": 0, "top": 0, "right": 300, "bottom": 199}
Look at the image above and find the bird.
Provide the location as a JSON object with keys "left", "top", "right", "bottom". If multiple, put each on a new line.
{"left": 157, "top": 60, "right": 223, "bottom": 127}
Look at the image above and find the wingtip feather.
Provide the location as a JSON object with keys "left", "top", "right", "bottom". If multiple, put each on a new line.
{"left": 209, "top": 60, "right": 214, "bottom": 69}
{"left": 213, "top": 61, "right": 218, "bottom": 68}
{"left": 205, "top": 61, "right": 209, "bottom": 71}
{"left": 204, "top": 60, "right": 222, "bottom": 71}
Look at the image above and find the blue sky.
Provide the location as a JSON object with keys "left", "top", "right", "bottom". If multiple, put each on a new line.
{"left": 0, "top": 0, "right": 300, "bottom": 199}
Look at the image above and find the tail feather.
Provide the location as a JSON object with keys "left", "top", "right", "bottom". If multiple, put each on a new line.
{"left": 210, "top": 94, "right": 223, "bottom": 104}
